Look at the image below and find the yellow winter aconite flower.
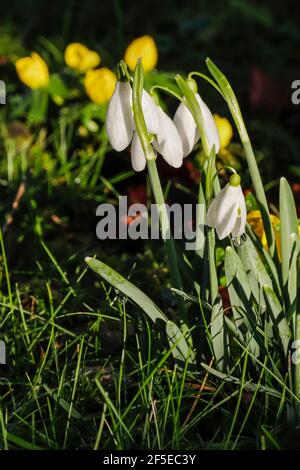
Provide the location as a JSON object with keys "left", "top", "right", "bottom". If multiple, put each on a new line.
{"left": 15, "top": 53, "right": 49, "bottom": 89}
{"left": 247, "top": 210, "right": 287, "bottom": 257}
{"left": 124, "top": 35, "right": 158, "bottom": 72}
{"left": 84, "top": 68, "right": 117, "bottom": 105}
{"left": 64, "top": 43, "right": 100, "bottom": 73}
{"left": 213, "top": 114, "right": 233, "bottom": 149}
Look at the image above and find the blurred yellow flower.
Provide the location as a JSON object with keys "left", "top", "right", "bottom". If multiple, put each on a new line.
{"left": 124, "top": 35, "right": 158, "bottom": 72}
{"left": 15, "top": 52, "right": 49, "bottom": 89}
{"left": 213, "top": 115, "right": 233, "bottom": 149}
{"left": 84, "top": 68, "right": 117, "bottom": 105}
{"left": 64, "top": 42, "right": 100, "bottom": 73}
{"left": 247, "top": 210, "right": 290, "bottom": 257}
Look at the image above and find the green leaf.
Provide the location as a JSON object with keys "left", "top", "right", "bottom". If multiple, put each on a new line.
{"left": 166, "top": 321, "right": 192, "bottom": 366}
{"left": 44, "top": 384, "right": 81, "bottom": 419}
{"left": 210, "top": 296, "right": 226, "bottom": 370}
{"left": 225, "top": 246, "right": 260, "bottom": 358}
{"left": 6, "top": 432, "right": 43, "bottom": 450}
{"left": 171, "top": 288, "right": 212, "bottom": 311}
{"left": 263, "top": 285, "right": 291, "bottom": 356}
{"left": 280, "top": 177, "right": 299, "bottom": 289}
{"left": 206, "top": 57, "right": 275, "bottom": 256}
{"left": 201, "top": 362, "right": 282, "bottom": 399}
{"left": 85, "top": 257, "right": 194, "bottom": 366}
{"left": 287, "top": 234, "right": 300, "bottom": 325}
{"left": 225, "top": 246, "right": 253, "bottom": 327}
{"left": 48, "top": 73, "right": 68, "bottom": 99}
{"left": 246, "top": 225, "right": 282, "bottom": 297}
{"left": 237, "top": 235, "right": 273, "bottom": 311}
{"left": 28, "top": 89, "right": 49, "bottom": 125}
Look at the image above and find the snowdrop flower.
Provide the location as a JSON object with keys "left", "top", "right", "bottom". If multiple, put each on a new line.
{"left": 106, "top": 81, "right": 134, "bottom": 151}
{"left": 106, "top": 80, "right": 183, "bottom": 171}
{"left": 206, "top": 173, "right": 246, "bottom": 240}
{"left": 174, "top": 93, "right": 220, "bottom": 157}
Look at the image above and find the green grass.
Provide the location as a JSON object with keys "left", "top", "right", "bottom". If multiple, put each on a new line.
{"left": 1, "top": 195, "right": 300, "bottom": 449}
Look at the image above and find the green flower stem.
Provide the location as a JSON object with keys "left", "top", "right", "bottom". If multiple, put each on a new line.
{"left": 175, "top": 75, "right": 219, "bottom": 304}
{"left": 188, "top": 71, "right": 223, "bottom": 96}
{"left": 207, "top": 228, "right": 219, "bottom": 304}
{"left": 147, "top": 159, "right": 184, "bottom": 294}
{"left": 132, "top": 60, "right": 189, "bottom": 332}
{"left": 150, "top": 85, "right": 184, "bottom": 103}
{"left": 205, "top": 149, "right": 219, "bottom": 304}
{"left": 206, "top": 58, "right": 276, "bottom": 258}
{"left": 132, "top": 60, "right": 156, "bottom": 162}
{"left": 29, "top": 89, "right": 49, "bottom": 125}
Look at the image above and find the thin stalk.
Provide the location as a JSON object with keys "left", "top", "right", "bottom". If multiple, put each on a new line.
{"left": 205, "top": 149, "right": 219, "bottom": 304}
{"left": 206, "top": 58, "right": 276, "bottom": 258}
{"left": 147, "top": 158, "right": 188, "bottom": 327}
{"left": 175, "top": 75, "right": 219, "bottom": 304}
{"left": 207, "top": 229, "right": 218, "bottom": 304}
{"left": 132, "top": 60, "right": 189, "bottom": 330}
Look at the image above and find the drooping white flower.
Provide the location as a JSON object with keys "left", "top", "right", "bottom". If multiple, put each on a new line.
{"left": 106, "top": 81, "right": 183, "bottom": 171}
{"left": 152, "top": 106, "right": 183, "bottom": 168}
{"left": 173, "top": 93, "right": 220, "bottom": 157}
{"left": 206, "top": 174, "right": 246, "bottom": 240}
{"left": 141, "top": 90, "right": 160, "bottom": 135}
{"left": 106, "top": 81, "right": 134, "bottom": 151}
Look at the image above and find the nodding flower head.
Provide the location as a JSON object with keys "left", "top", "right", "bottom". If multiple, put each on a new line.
{"left": 84, "top": 68, "right": 117, "bottom": 105}
{"left": 106, "top": 80, "right": 183, "bottom": 171}
{"left": 65, "top": 43, "right": 100, "bottom": 73}
{"left": 106, "top": 81, "right": 134, "bottom": 152}
{"left": 174, "top": 92, "right": 220, "bottom": 157}
{"left": 124, "top": 35, "right": 158, "bottom": 73}
{"left": 15, "top": 52, "right": 49, "bottom": 90}
{"left": 213, "top": 114, "right": 233, "bottom": 149}
{"left": 206, "top": 173, "right": 246, "bottom": 240}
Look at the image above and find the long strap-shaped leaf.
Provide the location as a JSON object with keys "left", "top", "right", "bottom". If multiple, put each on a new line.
{"left": 210, "top": 296, "right": 227, "bottom": 371}
{"left": 225, "top": 246, "right": 254, "bottom": 327}
{"left": 263, "top": 285, "right": 291, "bottom": 357}
{"left": 85, "top": 257, "right": 194, "bottom": 367}
{"left": 237, "top": 235, "right": 273, "bottom": 312}
{"left": 280, "top": 178, "right": 299, "bottom": 313}
{"left": 225, "top": 246, "right": 260, "bottom": 358}
{"left": 206, "top": 58, "right": 276, "bottom": 257}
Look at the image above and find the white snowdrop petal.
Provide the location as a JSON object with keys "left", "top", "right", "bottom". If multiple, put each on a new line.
{"left": 153, "top": 107, "right": 183, "bottom": 168}
{"left": 131, "top": 132, "right": 146, "bottom": 172}
{"left": 207, "top": 195, "right": 221, "bottom": 227}
{"left": 214, "top": 185, "right": 238, "bottom": 228}
{"left": 207, "top": 186, "right": 232, "bottom": 228}
{"left": 142, "top": 90, "right": 160, "bottom": 135}
{"left": 216, "top": 202, "right": 238, "bottom": 240}
{"left": 106, "top": 81, "right": 134, "bottom": 152}
{"left": 196, "top": 94, "right": 220, "bottom": 155}
{"left": 231, "top": 188, "right": 247, "bottom": 237}
{"left": 206, "top": 183, "right": 247, "bottom": 240}
{"left": 231, "top": 216, "right": 243, "bottom": 238}
{"left": 173, "top": 102, "right": 198, "bottom": 157}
